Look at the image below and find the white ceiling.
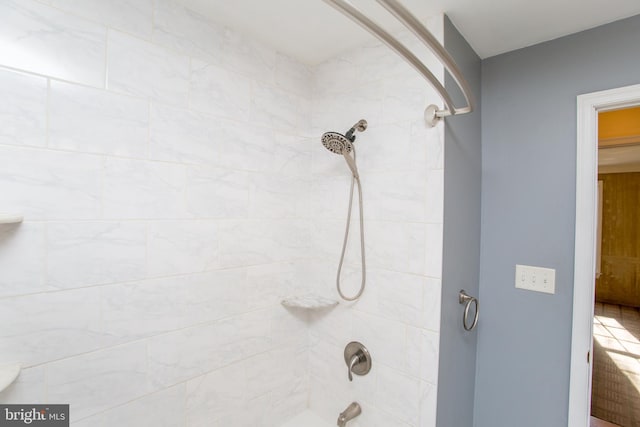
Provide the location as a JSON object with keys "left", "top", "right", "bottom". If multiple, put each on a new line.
{"left": 180, "top": 0, "right": 640, "bottom": 64}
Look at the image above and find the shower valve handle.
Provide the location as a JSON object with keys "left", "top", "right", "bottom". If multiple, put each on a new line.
{"left": 344, "top": 342, "right": 372, "bottom": 382}
{"left": 347, "top": 353, "right": 362, "bottom": 382}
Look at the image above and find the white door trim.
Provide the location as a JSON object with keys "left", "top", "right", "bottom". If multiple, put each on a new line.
{"left": 569, "top": 83, "right": 640, "bottom": 427}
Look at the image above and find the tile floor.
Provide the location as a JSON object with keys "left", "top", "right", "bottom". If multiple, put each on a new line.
{"left": 591, "top": 303, "right": 640, "bottom": 427}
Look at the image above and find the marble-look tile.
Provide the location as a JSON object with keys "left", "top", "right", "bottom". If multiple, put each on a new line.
{"left": 246, "top": 262, "right": 295, "bottom": 310}
{"left": 267, "top": 374, "right": 309, "bottom": 425}
{"left": 308, "top": 339, "right": 341, "bottom": 387}
{"left": 184, "top": 269, "right": 249, "bottom": 324}
{"left": 71, "top": 415, "right": 105, "bottom": 427}
{"left": 0, "top": 223, "right": 45, "bottom": 297}
{"left": 411, "top": 119, "right": 443, "bottom": 170}
{"left": 147, "top": 310, "right": 272, "bottom": 388}
{"left": 375, "top": 365, "right": 421, "bottom": 425}
{"left": 217, "top": 220, "right": 311, "bottom": 268}
{"left": 108, "top": 30, "right": 189, "bottom": 106}
{"left": 366, "top": 221, "right": 427, "bottom": 275}
{"left": 352, "top": 39, "right": 415, "bottom": 85}
{"left": 239, "top": 127, "right": 282, "bottom": 173}
{"left": 363, "top": 170, "right": 428, "bottom": 222}
{"left": 356, "top": 122, "right": 412, "bottom": 172}
{"left": 269, "top": 134, "right": 312, "bottom": 177}
{"left": 0, "top": 146, "right": 102, "bottom": 220}
{"left": 309, "top": 219, "right": 360, "bottom": 266}
{"left": 0, "top": 0, "right": 106, "bottom": 86}
{"left": 46, "top": 221, "right": 147, "bottom": 289}
{"left": 102, "top": 157, "right": 188, "bottom": 219}
{"left": 102, "top": 269, "right": 248, "bottom": 341}
{"left": 354, "top": 269, "right": 426, "bottom": 327}
{"left": 351, "top": 311, "right": 407, "bottom": 373}
{"left": 190, "top": 59, "right": 251, "bottom": 121}
{"left": 422, "top": 277, "right": 442, "bottom": 332}
{"left": 310, "top": 137, "right": 350, "bottom": 177}
{"left": 0, "top": 68, "right": 47, "bottom": 148}
{"left": 102, "top": 277, "right": 189, "bottom": 341}
{"left": 271, "top": 306, "right": 308, "bottom": 349}
{"left": 149, "top": 103, "right": 222, "bottom": 164}
{"left": 308, "top": 304, "right": 353, "bottom": 348}
{"left": 275, "top": 53, "right": 311, "bottom": 97}
{"left": 310, "top": 83, "right": 382, "bottom": 137}
{"left": 0, "top": 287, "right": 106, "bottom": 366}
{"left": 309, "top": 174, "right": 359, "bottom": 220}
{"left": 425, "top": 223, "right": 443, "bottom": 278}
{"left": 312, "top": 54, "right": 359, "bottom": 96}
{"left": 147, "top": 220, "right": 219, "bottom": 276}
{"left": 51, "top": 0, "right": 153, "bottom": 39}
{"left": 245, "top": 345, "right": 307, "bottom": 400}
{"left": 47, "top": 342, "right": 150, "bottom": 421}
{"left": 419, "top": 329, "right": 440, "bottom": 385}
{"left": 153, "top": 0, "right": 224, "bottom": 64}
{"left": 382, "top": 73, "right": 442, "bottom": 125}
{"left": 308, "top": 379, "right": 351, "bottom": 426}
{"left": 248, "top": 174, "right": 310, "bottom": 219}
{"left": 100, "top": 384, "right": 185, "bottom": 427}
{"left": 49, "top": 81, "right": 149, "bottom": 157}
{"left": 0, "top": 366, "right": 45, "bottom": 404}
{"left": 419, "top": 380, "right": 438, "bottom": 427}
{"left": 185, "top": 362, "right": 246, "bottom": 426}
{"left": 222, "top": 28, "right": 276, "bottom": 83}
{"left": 424, "top": 169, "right": 444, "bottom": 223}
{"left": 251, "top": 82, "right": 303, "bottom": 132}
{"left": 186, "top": 166, "right": 249, "bottom": 219}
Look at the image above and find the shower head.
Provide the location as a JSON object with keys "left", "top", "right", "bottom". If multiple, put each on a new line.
{"left": 321, "top": 119, "right": 368, "bottom": 154}
{"left": 321, "top": 119, "right": 367, "bottom": 179}
{"left": 321, "top": 131, "right": 353, "bottom": 155}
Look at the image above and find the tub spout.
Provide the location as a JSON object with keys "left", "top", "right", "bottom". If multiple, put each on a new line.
{"left": 337, "top": 402, "right": 361, "bottom": 426}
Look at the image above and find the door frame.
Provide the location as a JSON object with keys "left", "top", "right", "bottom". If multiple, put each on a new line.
{"left": 568, "top": 83, "right": 640, "bottom": 427}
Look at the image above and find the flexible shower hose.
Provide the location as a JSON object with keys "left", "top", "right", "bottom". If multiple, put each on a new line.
{"left": 336, "top": 146, "right": 366, "bottom": 301}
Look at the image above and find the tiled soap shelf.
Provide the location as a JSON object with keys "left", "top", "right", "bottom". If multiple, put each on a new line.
{"left": 281, "top": 294, "right": 339, "bottom": 310}
{"left": 0, "top": 364, "right": 21, "bottom": 393}
{"left": 0, "top": 213, "right": 23, "bottom": 224}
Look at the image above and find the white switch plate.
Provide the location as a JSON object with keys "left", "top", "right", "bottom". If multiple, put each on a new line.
{"left": 515, "top": 264, "right": 556, "bottom": 294}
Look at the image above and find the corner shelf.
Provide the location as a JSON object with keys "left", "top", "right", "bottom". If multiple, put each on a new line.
{"left": 0, "top": 364, "right": 21, "bottom": 393}
{"left": 281, "top": 294, "right": 339, "bottom": 310}
{"left": 0, "top": 213, "right": 23, "bottom": 224}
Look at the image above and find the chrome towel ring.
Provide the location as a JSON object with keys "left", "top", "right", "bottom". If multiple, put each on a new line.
{"left": 459, "top": 290, "right": 479, "bottom": 331}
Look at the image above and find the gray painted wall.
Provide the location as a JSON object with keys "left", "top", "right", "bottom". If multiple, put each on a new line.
{"left": 437, "top": 16, "right": 482, "bottom": 427}
{"left": 475, "top": 14, "right": 640, "bottom": 427}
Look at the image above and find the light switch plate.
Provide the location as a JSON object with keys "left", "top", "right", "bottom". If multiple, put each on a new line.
{"left": 515, "top": 264, "right": 556, "bottom": 294}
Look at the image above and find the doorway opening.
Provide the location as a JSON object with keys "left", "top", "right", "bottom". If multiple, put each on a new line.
{"left": 591, "top": 106, "right": 640, "bottom": 427}
{"left": 569, "top": 84, "right": 640, "bottom": 427}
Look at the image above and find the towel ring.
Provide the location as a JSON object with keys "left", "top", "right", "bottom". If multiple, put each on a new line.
{"left": 459, "top": 290, "right": 479, "bottom": 331}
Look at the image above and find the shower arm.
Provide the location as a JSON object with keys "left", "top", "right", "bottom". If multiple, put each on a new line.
{"left": 321, "top": 0, "right": 475, "bottom": 127}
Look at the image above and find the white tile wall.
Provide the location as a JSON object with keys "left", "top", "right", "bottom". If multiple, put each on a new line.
{"left": 49, "top": 81, "right": 150, "bottom": 157}
{"left": 0, "top": 69, "right": 47, "bottom": 148}
{"left": 107, "top": 30, "right": 190, "bottom": 106}
{"left": 306, "top": 24, "right": 445, "bottom": 427}
{"left": 0, "top": 0, "right": 312, "bottom": 424}
{"left": 0, "top": 0, "right": 106, "bottom": 86}
{"left": 0, "top": 1, "right": 445, "bottom": 426}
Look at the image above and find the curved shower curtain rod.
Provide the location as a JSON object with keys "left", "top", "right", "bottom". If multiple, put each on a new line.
{"left": 322, "top": 0, "right": 475, "bottom": 127}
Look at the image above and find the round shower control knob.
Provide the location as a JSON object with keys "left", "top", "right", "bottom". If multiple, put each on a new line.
{"left": 344, "top": 341, "right": 372, "bottom": 381}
